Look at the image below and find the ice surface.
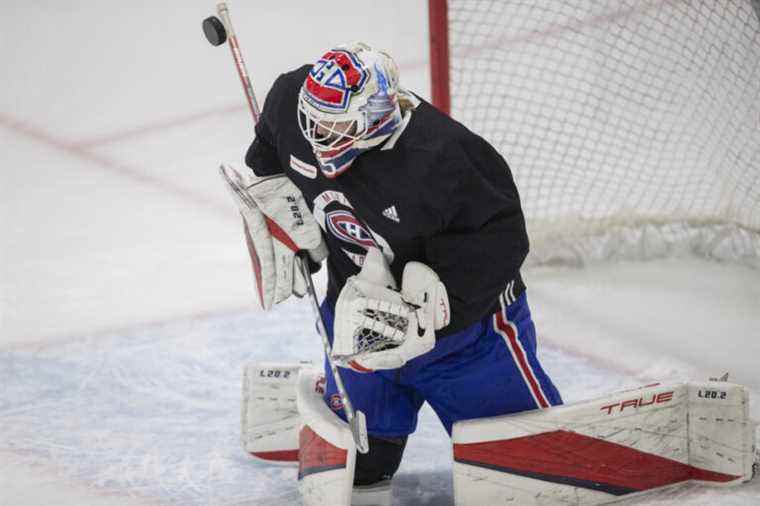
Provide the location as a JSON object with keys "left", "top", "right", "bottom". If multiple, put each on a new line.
{"left": 1, "top": 1, "right": 758, "bottom": 505}
{"left": 2, "top": 278, "right": 758, "bottom": 505}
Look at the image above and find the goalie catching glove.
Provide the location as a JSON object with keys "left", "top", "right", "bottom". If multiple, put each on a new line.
{"left": 220, "top": 165, "right": 328, "bottom": 310}
{"left": 332, "top": 248, "right": 450, "bottom": 372}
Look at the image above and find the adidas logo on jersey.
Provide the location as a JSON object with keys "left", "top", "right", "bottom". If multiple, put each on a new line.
{"left": 382, "top": 205, "right": 400, "bottom": 223}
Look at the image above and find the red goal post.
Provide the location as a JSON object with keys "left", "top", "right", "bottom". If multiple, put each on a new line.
{"left": 428, "top": 0, "right": 451, "bottom": 115}
{"left": 428, "top": 0, "right": 760, "bottom": 268}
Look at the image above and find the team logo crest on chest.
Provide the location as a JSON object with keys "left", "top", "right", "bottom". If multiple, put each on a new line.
{"left": 326, "top": 210, "right": 377, "bottom": 249}
{"left": 304, "top": 49, "right": 369, "bottom": 112}
{"left": 312, "top": 190, "right": 395, "bottom": 267}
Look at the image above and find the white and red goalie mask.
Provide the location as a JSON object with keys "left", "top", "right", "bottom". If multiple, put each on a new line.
{"left": 297, "top": 42, "right": 403, "bottom": 178}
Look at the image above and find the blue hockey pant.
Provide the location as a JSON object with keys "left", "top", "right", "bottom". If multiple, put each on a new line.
{"left": 321, "top": 292, "right": 562, "bottom": 437}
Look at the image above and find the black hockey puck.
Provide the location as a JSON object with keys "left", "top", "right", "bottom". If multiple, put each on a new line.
{"left": 202, "top": 16, "right": 227, "bottom": 46}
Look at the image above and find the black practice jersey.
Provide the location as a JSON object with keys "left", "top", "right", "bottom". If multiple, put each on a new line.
{"left": 246, "top": 65, "right": 528, "bottom": 337}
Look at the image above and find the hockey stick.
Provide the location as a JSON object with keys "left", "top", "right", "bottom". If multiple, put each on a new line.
{"left": 203, "top": 1, "right": 260, "bottom": 124}
{"left": 204, "top": 1, "right": 370, "bottom": 454}
{"left": 296, "top": 253, "right": 369, "bottom": 454}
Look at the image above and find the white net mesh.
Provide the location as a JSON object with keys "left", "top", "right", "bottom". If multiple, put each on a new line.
{"left": 446, "top": 0, "right": 760, "bottom": 267}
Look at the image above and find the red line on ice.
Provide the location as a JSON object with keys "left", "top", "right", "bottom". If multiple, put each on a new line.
{"left": 0, "top": 113, "right": 230, "bottom": 219}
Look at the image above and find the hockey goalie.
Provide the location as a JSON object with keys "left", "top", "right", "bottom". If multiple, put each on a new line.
{"left": 225, "top": 42, "right": 757, "bottom": 505}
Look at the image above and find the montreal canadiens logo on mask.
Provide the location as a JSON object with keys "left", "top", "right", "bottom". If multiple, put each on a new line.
{"left": 304, "top": 49, "right": 369, "bottom": 112}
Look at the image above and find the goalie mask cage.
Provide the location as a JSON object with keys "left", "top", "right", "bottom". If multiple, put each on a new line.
{"left": 428, "top": 0, "right": 760, "bottom": 267}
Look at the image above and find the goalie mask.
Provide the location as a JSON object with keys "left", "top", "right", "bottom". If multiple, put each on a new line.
{"left": 298, "top": 42, "right": 403, "bottom": 178}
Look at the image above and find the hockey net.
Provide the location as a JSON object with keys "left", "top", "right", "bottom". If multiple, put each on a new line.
{"left": 430, "top": 0, "right": 760, "bottom": 267}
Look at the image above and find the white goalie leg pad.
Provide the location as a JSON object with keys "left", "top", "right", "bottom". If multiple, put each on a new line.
{"left": 241, "top": 361, "right": 307, "bottom": 464}
{"left": 297, "top": 367, "right": 357, "bottom": 506}
{"left": 452, "top": 381, "right": 757, "bottom": 506}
